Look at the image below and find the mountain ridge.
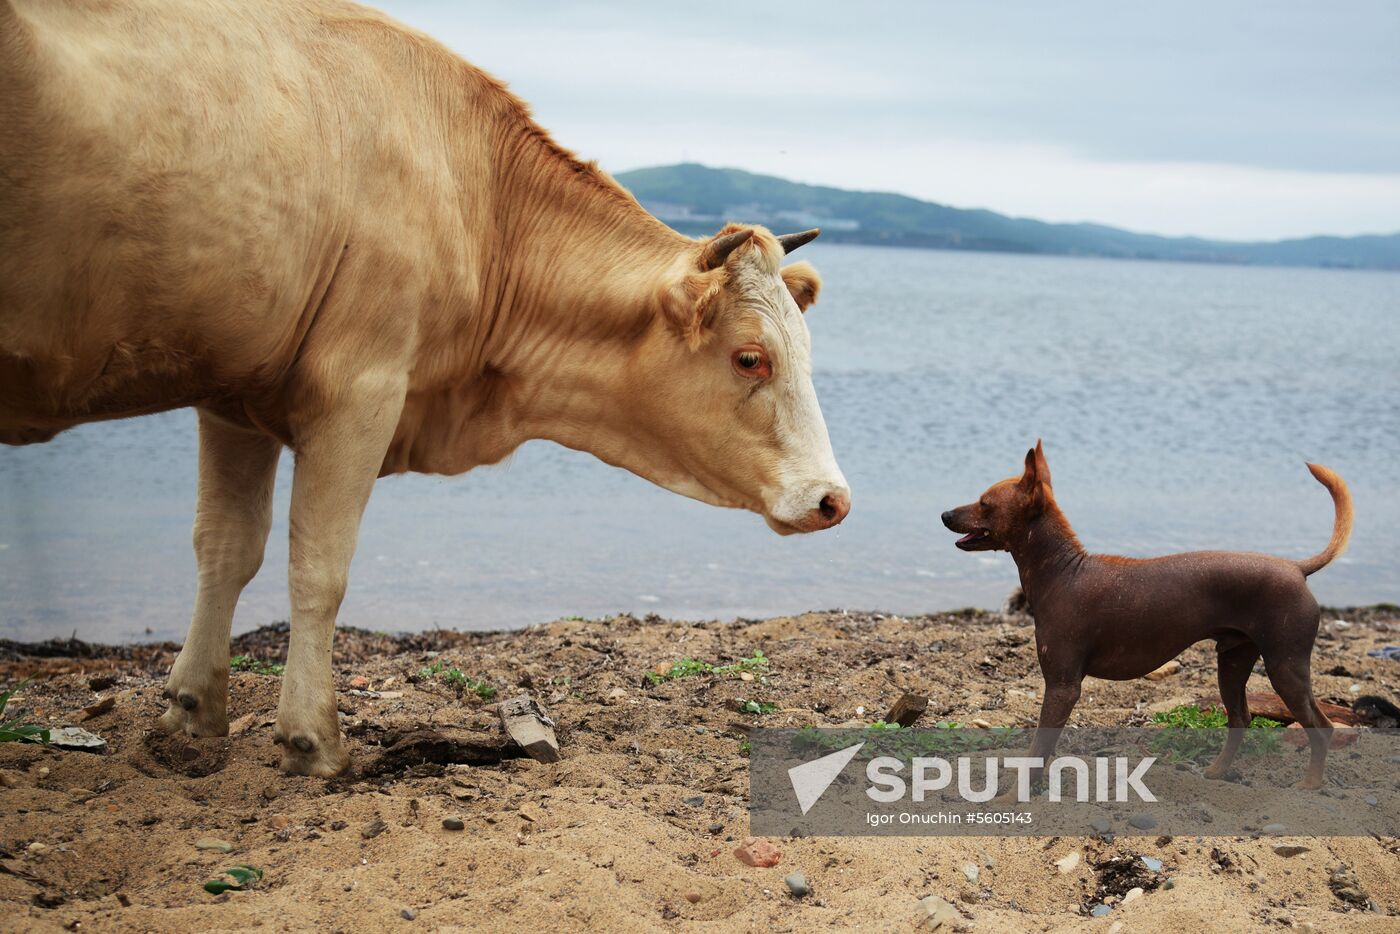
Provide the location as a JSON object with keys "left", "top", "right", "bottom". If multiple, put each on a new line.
{"left": 614, "top": 163, "right": 1400, "bottom": 270}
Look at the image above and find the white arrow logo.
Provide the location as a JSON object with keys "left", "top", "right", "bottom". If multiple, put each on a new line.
{"left": 788, "top": 742, "right": 865, "bottom": 815}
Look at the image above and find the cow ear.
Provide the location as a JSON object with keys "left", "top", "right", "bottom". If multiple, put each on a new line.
{"left": 781, "top": 261, "right": 821, "bottom": 312}
{"left": 658, "top": 271, "right": 722, "bottom": 349}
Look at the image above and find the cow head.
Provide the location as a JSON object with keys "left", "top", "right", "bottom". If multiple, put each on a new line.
{"left": 625, "top": 224, "right": 849, "bottom": 534}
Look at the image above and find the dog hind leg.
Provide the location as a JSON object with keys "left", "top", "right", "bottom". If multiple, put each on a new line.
{"left": 1204, "top": 640, "right": 1260, "bottom": 780}
{"left": 1262, "top": 649, "right": 1331, "bottom": 789}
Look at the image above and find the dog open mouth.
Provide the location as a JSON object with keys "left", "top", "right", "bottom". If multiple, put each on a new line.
{"left": 955, "top": 529, "right": 992, "bottom": 551}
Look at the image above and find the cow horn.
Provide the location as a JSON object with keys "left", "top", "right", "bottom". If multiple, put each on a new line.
{"left": 777, "top": 228, "right": 820, "bottom": 254}
{"left": 700, "top": 228, "right": 754, "bottom": 269}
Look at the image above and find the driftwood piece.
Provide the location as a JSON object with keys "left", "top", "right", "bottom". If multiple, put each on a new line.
{"left": 1194, "top": 691, "right": 1362, "bottom": 726}
{"left": 499, "top": 695, "right": 561, "bottom": 763}
{"left": 884, "top": 693, "right": 929, "bottom": 728}
{"left": 363, "top": 729, "right": 521, "bottom": 776}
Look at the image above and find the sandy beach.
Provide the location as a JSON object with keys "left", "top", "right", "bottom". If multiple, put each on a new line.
{"left": 2, "top": 604, "right": 1398, "bottom": 932}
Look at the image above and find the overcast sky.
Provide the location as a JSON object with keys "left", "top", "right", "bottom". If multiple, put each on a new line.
{"left": 380, "top": 1, "right": 1400, "bottom": 241}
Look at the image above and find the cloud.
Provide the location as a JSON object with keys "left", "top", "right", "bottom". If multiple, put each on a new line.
{"left": 376, "top": 1, "right": 1400, "bottom": 240}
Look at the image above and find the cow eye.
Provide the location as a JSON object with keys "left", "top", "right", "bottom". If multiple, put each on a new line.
{"left": 731, "top": 345, "right": 771, "bottom": 378}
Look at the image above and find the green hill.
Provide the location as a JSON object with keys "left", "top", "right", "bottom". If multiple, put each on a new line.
{"left": 615, "top": 163, "right": 1400, "bottom": 270}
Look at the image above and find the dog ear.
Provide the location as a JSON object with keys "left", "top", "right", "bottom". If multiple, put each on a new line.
{"left": 1033, "top": 439, "right": 1051, "bottom": 489}
{"left": 1020, "top": 445, "right": 1039, "bottom": 490}
{"left": 1019, "top": 441, "right": 1050, "bottom": 513}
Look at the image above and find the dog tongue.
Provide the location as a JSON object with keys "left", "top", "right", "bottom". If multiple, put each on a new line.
{"left": 957, "top": 532, "right": 978, "bottom": 546}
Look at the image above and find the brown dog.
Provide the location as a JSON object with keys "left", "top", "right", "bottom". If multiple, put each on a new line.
{"left": 942, "top": 442, "right": 1353, "bottom": 789}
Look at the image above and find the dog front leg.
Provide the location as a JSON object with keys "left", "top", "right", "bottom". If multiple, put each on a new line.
{"left": 996, "top": 681, "right": 1082, "bottom": 804}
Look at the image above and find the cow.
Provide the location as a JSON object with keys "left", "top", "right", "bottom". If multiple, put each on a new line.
{"left": 0, "top": 0, "right": 850, "bottom": 775}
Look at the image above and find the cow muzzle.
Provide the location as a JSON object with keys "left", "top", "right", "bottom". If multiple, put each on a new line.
{"left": 765, "top": 482, "right": 851, "bottom": 535}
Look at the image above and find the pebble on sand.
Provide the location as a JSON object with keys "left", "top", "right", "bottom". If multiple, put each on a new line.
{"left": 442, "top": 818, "right": 465, "bottom": 831}
{"left": 784, "top": 872, "right": 810, "bottom": 898}
{"left": 1055, "top": 851, "right": 1080, "bottom": 874}
{"left": 193, "top": 838, "right": 234, "bottom": 854}
{"left": 914, "top": 895, "right": 960, "bottom": 930}
{"left": 1121, "top": 886, "right": 1144, "bottom": 905}
{"left": 733, "top": 836, "right": 781, "bottom": 868}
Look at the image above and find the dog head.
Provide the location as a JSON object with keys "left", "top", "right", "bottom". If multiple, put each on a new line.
{"left": 941, "top": 440, "right": 1054, "bottom": 552}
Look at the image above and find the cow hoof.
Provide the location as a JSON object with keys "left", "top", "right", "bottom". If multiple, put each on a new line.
{"left": 158, "top": 685, "right": 229, "bottom": 738}
{"left": 1294, "top": 777, "right": 1325, "bottom": 791}
{"left": 274, "top": 731, "right": 350, "bottom": 777}
{"left": 1202, "top": 764, "right": 1229, "bottom": 780}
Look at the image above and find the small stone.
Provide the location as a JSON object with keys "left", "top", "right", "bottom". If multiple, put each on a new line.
{"left": 193, "top": 838, "right": 234, "bottom": 853}
{"left": 914, "top": 895, "right": 960, "bottom": 930}
{"left": 362, "top": 819, "right": 387, "bottom": 839}
{"left": 1365, "top": 795, "right": 1378, "bottom": 807}
{"left": 400, "top": 908, "right": 416, "bottom": 921}
{"left": 1089, "top": 904, "right": 1113, "bottom": 917}
{"left": 1109, "top": 923, "right": 1124, "bottom": 934}
{"left": 1261, "top": 823, "right": 1286, "bottom": 835}
{"left": 268, "top": 814, "right": 291, "bottom": 830}
{"left": 37, "top": 767, "right": 49, "bottom": 778}
{"left": 784, "top": 872, "right": 810, "bottom": 898}
{"left": 707, "top": 822, "right": 724, "bottom": 834}
{"left": 330, "top": 820, "right": 348, "bottom": 831}
{"left": 684, "top": 891, "right": 702, "bottom": 904}
{"left": 80, "top": 696, "right": 116, "bottom": 721}
{"left": 1128, "top": 814, "right": 1157, "bottom": 830}
{"left": 48, "top": 726, "right": 106, "bottom": 752}
{"left": 970, "top": 718, "right": 991, "bottom": 729}
{"left": 518, "top": 802, "right": 543, "bottom": 823}
{"left": 1141, "top": 856, "right": 1163, "bottom": 872}
{"left": 0, "top": 770, "right": 18, "bottom": 789}
{"left": 734, "top": 836, "right": 781, "bottom": 868}
{"left": 1121, "top": 887, "right": 1144, "bottom": 905}
{"left": 1144, "top": 660, "right": 1181, "bottom": 681}
{"left": 442, "top": 817, "right": 464, "bottom": 831}
{"left": 349, "top": 676, "right": 371, "bottom": 689}
{"left": 1273, "top": 844, "right": 1310, "bottom": 857}
{"left": 1163, "top": 878, "right": 1175, "bottom": 890}
{"left": 961, "top": 863, "right": 980, "bottom": 884}
{"left": 739, "top": 672, "right": 754, "bottom": 682}
{"left": 1055, "top": 852, "right": 1080, "bottom": 874}
{"left": 1090, "top": 817, "right": 1111, "bottom": 834}
{"left": 695, "top": 726, "right": 706, "bottom": 734}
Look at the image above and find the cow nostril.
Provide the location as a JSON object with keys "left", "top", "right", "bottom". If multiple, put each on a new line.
{"left": 815, "top": 490, "right": 850, "bottom": 526}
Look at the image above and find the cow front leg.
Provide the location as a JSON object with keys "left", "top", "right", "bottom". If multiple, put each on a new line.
{"left": 274, "top": 376, "right": 404, "bottom": 776}
{"left": 161, "top": 412, "right": 281, "bottom": 737}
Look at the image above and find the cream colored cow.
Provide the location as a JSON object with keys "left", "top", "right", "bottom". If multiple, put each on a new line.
{"left": 0, "top": 0, "right": 849, "bottom": 774}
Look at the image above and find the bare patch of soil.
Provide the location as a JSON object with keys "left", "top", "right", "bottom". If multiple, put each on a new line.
{"left": 1, "top": 606, "right": 1397, "bottom": 931}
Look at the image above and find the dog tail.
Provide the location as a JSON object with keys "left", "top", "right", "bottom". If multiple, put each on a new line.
{"left": 1296, "top": 463, "right": 1353, "bottom": 577}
